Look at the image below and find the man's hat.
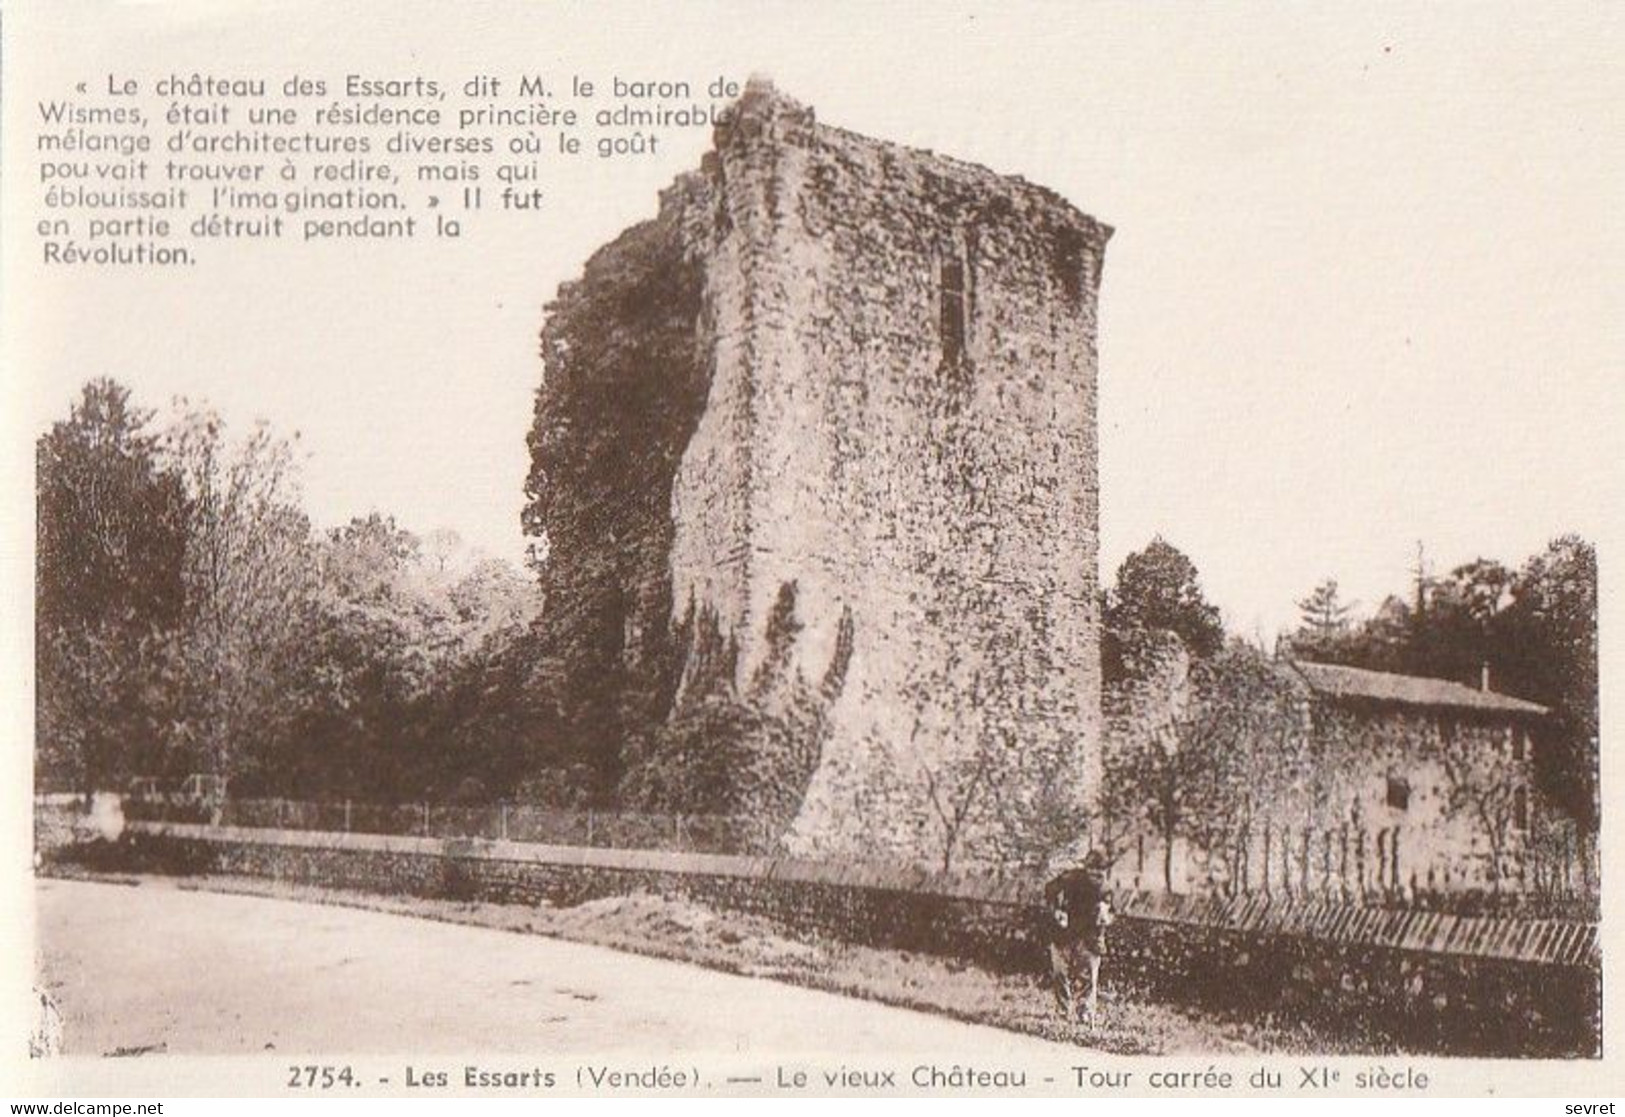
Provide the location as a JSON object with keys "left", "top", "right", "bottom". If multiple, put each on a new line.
{"left": 1046, "top": 838, "right": 1099, "bottom": 876}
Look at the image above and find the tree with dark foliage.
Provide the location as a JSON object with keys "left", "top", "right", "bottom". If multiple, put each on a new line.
{"left": 1102, "top": 537, "right": 1224, "bottom": 686}
{"left": 1291, "top": 578, "right": 1355, "bottom": 659}
{"left": 36, "top": 380, "right": 188, "bottom": 793}
{"left": 1498, "top": 536, "right": 1598, "bottom": 834}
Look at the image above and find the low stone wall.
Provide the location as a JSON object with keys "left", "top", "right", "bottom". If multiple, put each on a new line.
{"left": 82, "top": 821, "right": 1600, "bottom": 1057}
{"left": 33, "top": 799, "right": 81, "bottom": 856}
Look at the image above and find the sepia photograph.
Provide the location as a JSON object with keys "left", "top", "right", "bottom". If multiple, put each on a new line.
{"left": 4, "top": 0, "right": 1618, "bottom": 1101}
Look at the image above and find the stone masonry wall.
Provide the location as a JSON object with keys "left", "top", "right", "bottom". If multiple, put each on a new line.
{"left": 699, "top": 86, "right": 1109, "bottom": 867}
{"left": 1306, "top": 704, "right": 1542, "bottom": 893}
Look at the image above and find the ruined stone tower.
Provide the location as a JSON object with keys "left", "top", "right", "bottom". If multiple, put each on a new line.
{"left": 527, "top": 80, "right": 1109, "bottom": 869}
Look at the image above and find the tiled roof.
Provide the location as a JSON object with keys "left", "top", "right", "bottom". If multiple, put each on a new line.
{"left": 1289, "top": 660, "right": 1548, "bottom": 717}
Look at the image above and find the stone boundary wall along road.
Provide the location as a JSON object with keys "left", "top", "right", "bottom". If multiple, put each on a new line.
{"left": 72, "top": 821, "right": 1601, "bottom": 1058}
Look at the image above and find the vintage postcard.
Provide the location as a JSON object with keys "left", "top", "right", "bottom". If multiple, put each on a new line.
{"left": 2, "top": 0, "right": 1620, "bottom": 1103}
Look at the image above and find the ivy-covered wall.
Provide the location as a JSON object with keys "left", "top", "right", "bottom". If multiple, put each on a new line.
{"left": 527, "top": 81, "right": 1110, "bottom": 868}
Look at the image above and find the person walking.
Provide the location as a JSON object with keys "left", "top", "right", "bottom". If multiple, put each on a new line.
{"left": 1044, "top": 849, "right": 1113, "bottom": 1025}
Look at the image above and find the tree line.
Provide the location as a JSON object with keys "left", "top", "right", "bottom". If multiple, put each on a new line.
{"left": 36, "top": 379, "right": 559, "bottom": 803}
{"left": 37, "top": 379, "right": 1599, "bottom": 866}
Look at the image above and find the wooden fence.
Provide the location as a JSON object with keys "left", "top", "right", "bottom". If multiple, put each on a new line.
{"left": 1113, "top": 819, "right": 1598, "bottom": 916}
{"left": 121, "top": 795, "right": 779, "bottom": 855}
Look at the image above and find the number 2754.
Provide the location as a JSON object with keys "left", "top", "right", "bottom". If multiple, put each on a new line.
{"left": 288, "top": 1065, "right": 357, "bottom": 1089}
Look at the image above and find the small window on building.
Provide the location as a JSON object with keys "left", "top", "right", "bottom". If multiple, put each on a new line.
{"left": 1055, "top": 229, "right": 1087, "bottom": 306}
{"left": 1386, "top": 776, "right": 1411, "bottom": 811}
{"left": 1513, "top": 785, "right": 1530, "bottom": 831}
{"left": 939, "top": 255, "right": 968, "bottom": 366}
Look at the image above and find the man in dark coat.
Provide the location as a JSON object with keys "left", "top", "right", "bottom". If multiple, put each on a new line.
{"left": 1044, "top": 849, "right": 1113, "bottom": 1024}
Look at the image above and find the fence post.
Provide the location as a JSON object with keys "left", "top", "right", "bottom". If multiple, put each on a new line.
{"left": 1237, "top": 826, "right": 1248, "bottom": 894}
{"left": 344, "top": 799, "right": 352, "bottom": 833}
{"left": 1261, "top": 825, "right": 1272, "bottom": 897}
{"left": 586, "top": 810, "right": 595, "bottom": 846}
{"left": 675, "top": 814, "right": 685, "bottom": 849}
{"left": 500, "top": 803, "right": 508, "bottom": 842}
{"left": 421, "top": 801, "right": 430, "bottom": 837}
{"left": 1339, "top": 825, "right": 1349, "bottom": 893}
{"left": 1300, "top": 826, "right": 1311, "bottom": 893}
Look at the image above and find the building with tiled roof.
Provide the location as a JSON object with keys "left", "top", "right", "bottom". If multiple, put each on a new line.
{"left": 1289, "top": 659, "right": 1548, "bottom": 718}
{"left": 1114, "top": 655, "right": 1556, "bottom": 900}
{"left": 1282, "top": 659, "right": 1547, "bottom": 897}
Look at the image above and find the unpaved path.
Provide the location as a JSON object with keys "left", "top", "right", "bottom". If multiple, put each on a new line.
{"left": 36, "top": 877, "right": 1082, "bottom": 1058}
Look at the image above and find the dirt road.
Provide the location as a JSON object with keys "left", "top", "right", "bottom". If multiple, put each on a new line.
{"left": 35, "top": 877, "right": 1081, "bottom": 1058}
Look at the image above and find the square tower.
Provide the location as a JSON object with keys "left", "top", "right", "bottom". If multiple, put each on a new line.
{"left": 529, "top": 80, "right": 1110, "bottom": 870}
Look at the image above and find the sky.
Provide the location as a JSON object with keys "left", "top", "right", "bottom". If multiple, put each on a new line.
{"left": 7, "top": 0, "right": 1622, "bottom": 639}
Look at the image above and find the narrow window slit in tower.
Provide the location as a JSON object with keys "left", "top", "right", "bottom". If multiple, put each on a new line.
{"left": 940, "top": 255, "right": 967, "bottom": 367}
